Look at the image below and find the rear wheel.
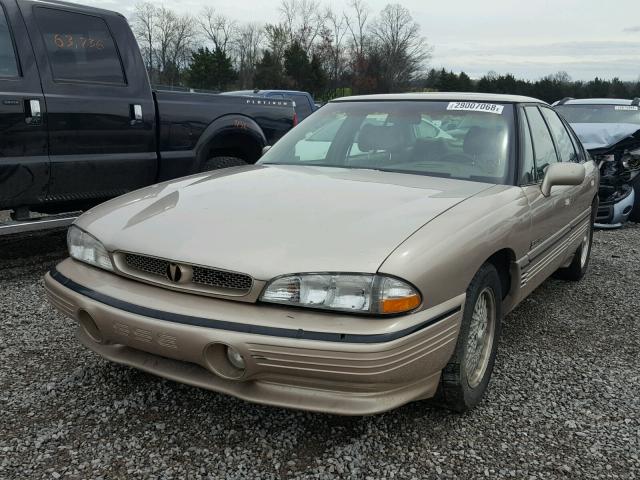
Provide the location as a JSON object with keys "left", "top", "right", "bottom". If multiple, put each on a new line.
{"left": 553, "top": 200, "right": 595, "bottom": 281}
{"left": 433, "top": 263, "right": 502, "bottom": 412}
{"left": 201, "top": 156, "right": 247, "bottom": 172}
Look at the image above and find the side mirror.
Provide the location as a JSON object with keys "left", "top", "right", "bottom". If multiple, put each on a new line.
{"left": 541, "top": 163, "right": 586, "bottom": 197}
{"left": 262, "top": 145, "right": 272, "bottom": 156}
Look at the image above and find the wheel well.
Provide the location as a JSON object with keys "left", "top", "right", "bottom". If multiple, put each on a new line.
{"left": 485, "top": 249, "right": 516, "bottom": 300}
{"left": 206, "top": 131, "right": 263, "bottom": 164}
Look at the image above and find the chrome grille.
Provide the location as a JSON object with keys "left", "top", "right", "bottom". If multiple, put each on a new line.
{"left": 122, "top": 253, "right": 253, "bottom": 294}
{"left": 124, "top": 253, "right": 168, "bottom": 277}
{"left": 192, "top": 266, "right": 253, "bottom": 291}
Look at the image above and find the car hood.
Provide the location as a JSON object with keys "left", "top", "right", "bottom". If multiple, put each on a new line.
{"left": 77, "top": 165, "right": 493, "bottom": 280}
{"left": 571, "top": 122, "right": 640, "bottom": 152}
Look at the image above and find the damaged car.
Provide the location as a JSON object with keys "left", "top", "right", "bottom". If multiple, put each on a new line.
{"left": 555, "top": 98, "right": 640, "bottom": 227}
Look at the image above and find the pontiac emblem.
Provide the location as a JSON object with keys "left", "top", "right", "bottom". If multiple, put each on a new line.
{"left": 167, "top": 263, "right": 183, "bottom": 283}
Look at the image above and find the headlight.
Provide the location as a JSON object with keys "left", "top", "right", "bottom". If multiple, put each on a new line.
{"left": 67, "top": 225, "right": 114, "bottom": 271}
{"left": 260, "top": 273, "right": 421, "bottom": 315}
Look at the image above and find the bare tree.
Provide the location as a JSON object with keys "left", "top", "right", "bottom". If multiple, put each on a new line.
{"left": 234, "top": 23, "right": 264, "bottom": 88}
{"left": 132, "top": 2, "right": 157, "bottom": 73}
{"left": 151, "top": 6, "right": 196, "bottom": 85}
{"left": 265, "top": 23, "right": 289, "bottom": 65}
{"left": 370, "top": 4, "right": 431, "bottom": 92}
{"left": 170, "top": 14, "right": 196, "bottom": 72}
{"left": 322, "top": 7, "right": 348, "bottom": 90}
{"left": 199, "top": 8, "right": 237, "bottom": 54}
{"left": 344, "top": 0, "right": 369, "bottom": 60}
{"left": 551, "top": 71, "right": 572, "bottom": 84}
{"left": 279, "top": 0, "right": 325, "bottom": 52}
{"left": 154, "top": 6, "right": 178, "bottom": 77}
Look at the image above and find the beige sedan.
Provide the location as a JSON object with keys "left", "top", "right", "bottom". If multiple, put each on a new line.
{"left": 45, "top": 93, "right": 598, "bottom": 415}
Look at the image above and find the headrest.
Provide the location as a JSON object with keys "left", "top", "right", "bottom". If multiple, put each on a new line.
{"left": 358, "top": 124, "right": 404, "bottom": 152}
{"left": 463, "top": 126, "right": 508, "bottom": 157}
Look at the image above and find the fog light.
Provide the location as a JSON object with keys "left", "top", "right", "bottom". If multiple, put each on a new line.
{"left": 78, "top": 310, "right": 103, "bottom": 344}
{"left": 226, "top": 346, "right": 246, "bottom": 370}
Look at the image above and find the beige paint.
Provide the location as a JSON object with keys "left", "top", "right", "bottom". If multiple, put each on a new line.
{"left": 45, "top": 94, "right": 599, "bottom": 415}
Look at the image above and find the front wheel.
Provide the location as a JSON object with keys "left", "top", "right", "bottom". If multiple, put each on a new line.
{"left": 433, "top": 263, "right": 503, "bottom": 412}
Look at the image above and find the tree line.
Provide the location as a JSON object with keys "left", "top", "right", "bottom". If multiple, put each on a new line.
{"left": 423, "top": 70, "right": 640, "bottom": 104}
{"left": 131, "top": 0, "right": 640, "bottom": 103}
{"left": 132, "top": 0, "right": 430, "bottom": 97}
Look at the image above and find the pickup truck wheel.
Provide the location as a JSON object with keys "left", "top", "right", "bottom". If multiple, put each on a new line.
{"left": 553, "top": 200, "right": 596, "bottom": 281}
{"left": 432, "top": 263, "right": 502, "bottom": 412}
{"left": 202, "top": 156, "right": 247, "bottom": 172}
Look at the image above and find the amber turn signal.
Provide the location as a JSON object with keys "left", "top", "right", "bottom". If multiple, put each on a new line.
{"left": 380, "top": 294, "right": 421, "bottom": 314}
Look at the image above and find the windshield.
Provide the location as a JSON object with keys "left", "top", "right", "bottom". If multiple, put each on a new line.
{"left": 258, "top": 101, "right": 515, "bottom": 185}
{"left": 556, "top": 104, "right": 640, "bottom": 125}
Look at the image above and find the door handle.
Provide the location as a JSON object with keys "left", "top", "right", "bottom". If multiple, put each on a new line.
{"left": 25, "top": 99, "right": 42, "bottom": 125}
{"left": 130, "top": 104, "right": 143, "bottom": 125}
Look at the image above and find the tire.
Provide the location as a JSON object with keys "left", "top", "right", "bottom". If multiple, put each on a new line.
{"left": 201, "top": 156, "right": 247, "bottom": 172}
{"left": 629, "top": 175, "right": 640, "bottom": 223}
{"left": 433, "top": 263, "right": 503, "bottom": 412}
{"left": 553, "top": 200, "right": 596, "bottom": 281}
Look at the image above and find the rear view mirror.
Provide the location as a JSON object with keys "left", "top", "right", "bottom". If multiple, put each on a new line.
{"left": 541, "top": 163, "right": 586, "bottom": 197}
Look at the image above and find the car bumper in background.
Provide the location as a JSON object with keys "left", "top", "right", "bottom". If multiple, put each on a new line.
{"left": 595, "top": 186, "right": 635, "bottom": 228}
{"left": 44, "top": 259, "right": 463, "bottom": 415}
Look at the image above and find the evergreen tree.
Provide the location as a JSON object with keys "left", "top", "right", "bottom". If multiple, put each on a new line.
{"left": 186, "top": 47, "right": 236, "bottom": 91}
{"left": 284, "top": 41, "right": 311, "bottom": 90}
{"left": 254, "top": 50, "right": 284, "bottom": 89}
{"left": 457, "top": 72, "right": 473, "bottom": 91}
{"left": 308, "top": 54, "right": 328, "bottom": 96}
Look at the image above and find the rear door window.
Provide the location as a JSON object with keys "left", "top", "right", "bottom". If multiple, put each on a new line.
{"left": 566, "top": 127, "right": 586, "bottom": 163}
{"left": 540, "top": 107, "right": 578, "bottom": 163}
{"left": 0, "top": 5, "right": 19, "bottom": 77}
{"left": 34, "top": 7, "right": 125, "bottom": 85}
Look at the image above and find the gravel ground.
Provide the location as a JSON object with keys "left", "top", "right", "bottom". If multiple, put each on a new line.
{"left": 0, "top": 225, "right": 638, "bottom": 479}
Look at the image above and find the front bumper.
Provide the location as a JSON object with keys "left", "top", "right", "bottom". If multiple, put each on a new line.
{"left": 595, "top": 185, "right": 635, "bottom": 228}
{"left": 45, "top": 259, "right": 463, "bottom": 415}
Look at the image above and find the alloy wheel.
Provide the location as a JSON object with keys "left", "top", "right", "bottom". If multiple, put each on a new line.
{"left": 464, "top": 287, "right": 497, "bottom": 389}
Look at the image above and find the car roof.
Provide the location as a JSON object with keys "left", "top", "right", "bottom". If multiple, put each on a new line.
{"left": 331, "top": 92, "right": 546, "bottom": 104}
{"left": 558, "top": 98, "right": 639, "bottom": 106}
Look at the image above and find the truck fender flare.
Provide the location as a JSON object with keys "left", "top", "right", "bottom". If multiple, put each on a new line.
{"left": 194, "top": 114, "right": 267, "bottom": 168}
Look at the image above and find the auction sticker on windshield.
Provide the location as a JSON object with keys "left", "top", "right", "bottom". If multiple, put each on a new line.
{"left": 447, "top": 102, "right": 504, "bottom": 115}
{"left": 614, "top": 106, "right": 639, "bottom": 111}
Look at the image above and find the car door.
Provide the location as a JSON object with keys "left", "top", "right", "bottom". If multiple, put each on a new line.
{"left": 518, "top": 104, "right": 576, "bottom": 295}
{"left": 0, "top": 0, "right": 49, "bottom": 210}
{"left": 18, "top": 1, "right": 157, "bottom": 203}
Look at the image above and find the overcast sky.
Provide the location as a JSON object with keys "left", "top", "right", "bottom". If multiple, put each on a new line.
{"left": 76, "top": 0, "right": 640, "bottom": 81}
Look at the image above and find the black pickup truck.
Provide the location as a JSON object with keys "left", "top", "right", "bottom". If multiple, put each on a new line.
{"left": 0, "top": 0, "right": 295, "bottom": 217}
